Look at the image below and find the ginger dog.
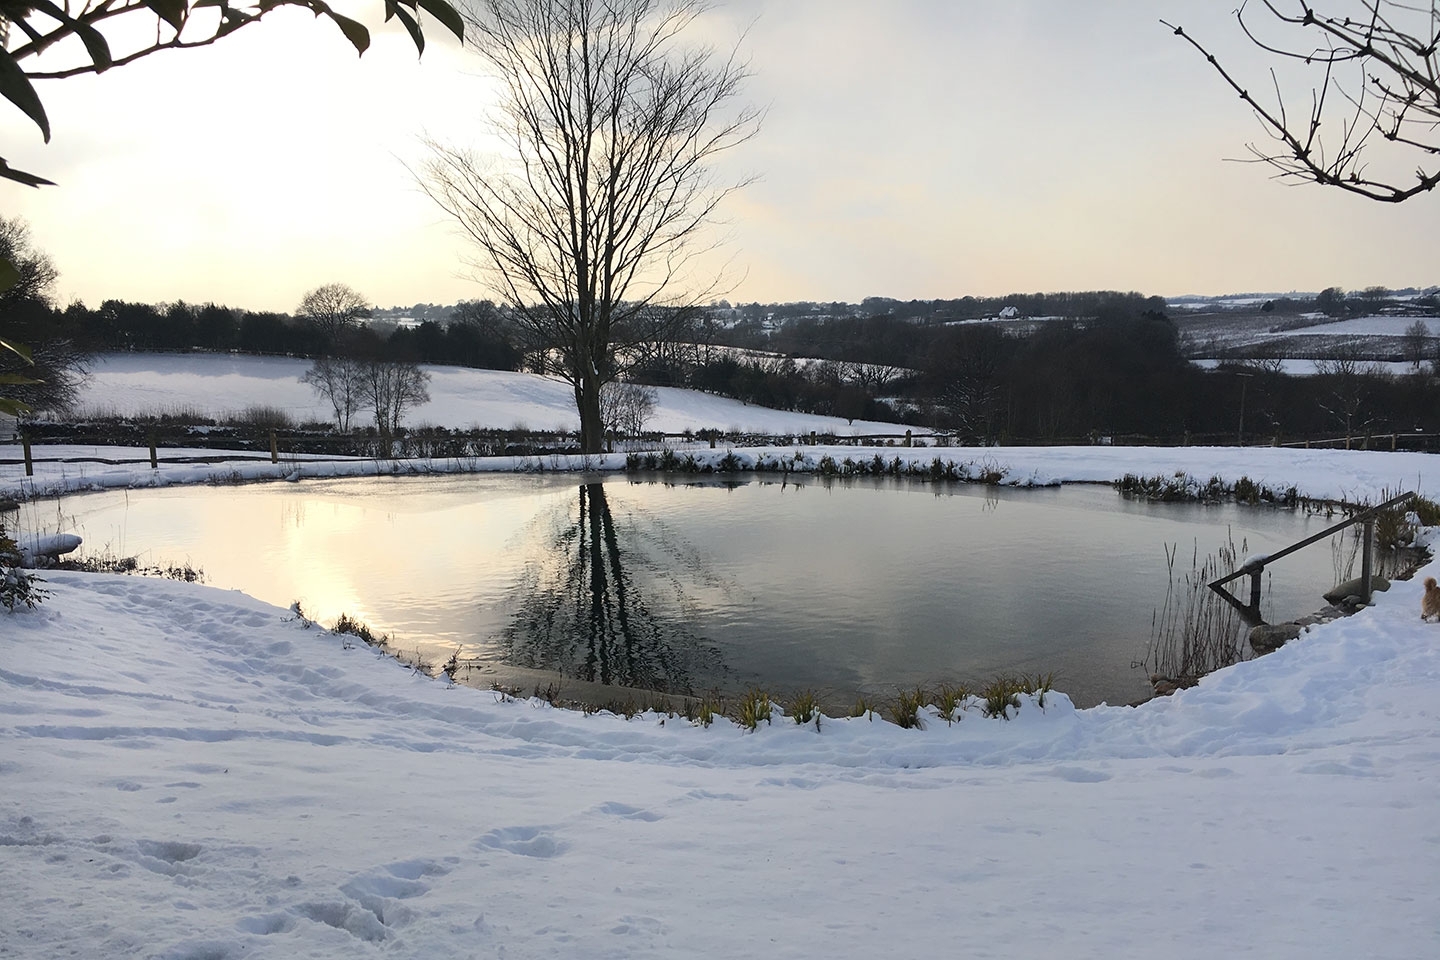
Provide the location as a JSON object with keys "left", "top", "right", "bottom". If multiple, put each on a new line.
{"left": 1423, "top": 577, "right": 1440, "bottom": 622}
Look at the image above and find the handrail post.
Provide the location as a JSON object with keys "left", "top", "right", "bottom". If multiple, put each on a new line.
{"left": 1250, "top": 568, "right": 1263, "bottom": 612}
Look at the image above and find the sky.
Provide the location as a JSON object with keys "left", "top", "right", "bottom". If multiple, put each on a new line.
{"left": 3, "top": 0, "right": 1438, "bottom": 313}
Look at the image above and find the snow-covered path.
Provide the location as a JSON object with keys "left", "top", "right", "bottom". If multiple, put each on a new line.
{"left": 3, "top": 567, "right": 1438, "bottom": 958}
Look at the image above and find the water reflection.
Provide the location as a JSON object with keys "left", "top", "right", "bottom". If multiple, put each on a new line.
{"left": 501, "top": 483, "right": 725, "bottom": 694}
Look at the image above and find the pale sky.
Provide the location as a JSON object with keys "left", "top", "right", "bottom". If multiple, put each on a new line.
{"left": 3, "top": 0, "right": 1437, "bottom": 313}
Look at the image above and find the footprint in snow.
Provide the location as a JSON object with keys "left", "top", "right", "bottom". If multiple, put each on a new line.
{"left": 1044, "top": 766, "right": 1112, "bottom": 783}
{"left": 384, "top": 858, "right": 453, "bottom": 880}
{"left": 593, "top": 801, "right": 663, "bottom": 822}
{"left": 473, "top": 826, "right": 567, "bottom": 859}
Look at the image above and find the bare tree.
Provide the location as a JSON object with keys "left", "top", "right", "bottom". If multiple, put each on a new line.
{"left": 1165, "top": 1, "right": 1440, "bottom": 202}
{"left": 1315, "top": 344, "right": 1381, "bottom": 443}
{"left": 423, "top": 0, "right": 759, "bottom": 453}
{"left": 1402, "top": 318, "right": 1432, "bottom": 370}
{"left": 361, "top": 360, "right": 431, "bottom": 441}
{"left": 600, "top": 381, "right": 658, "bottom": 442}
{"left": 295, "top": 283, "right": 372, "bottom": 340}
{"left": 301, "top": 355, "right": 367, "bottom": 431}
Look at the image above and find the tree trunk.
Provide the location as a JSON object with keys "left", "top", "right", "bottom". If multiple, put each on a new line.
{"left": 577, "top": 374, "right": 605, "bottom": 454}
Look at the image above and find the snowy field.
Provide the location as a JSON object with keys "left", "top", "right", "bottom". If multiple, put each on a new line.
{"left": 4, "top": 355, "right": 1440, "bottom": 957}
{"left": 1266, "top": 315, "right": 1439, "bottom": 339}
{"left": 61, "top": 352, "right": 911, "bottom": 436}
{"left": 1191, "top": 358, "right": 1422, "bottom": 377}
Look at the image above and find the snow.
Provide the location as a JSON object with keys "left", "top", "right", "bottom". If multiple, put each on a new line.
{"left": 4, "top": 533, "right": 1439, "bottom": 957}
{"left": 5, "top": 439, "right": 1435, "bottom": 505}
{"left": 1192, "top": 358, "right": 1423, "bottom": 377}
{"left": 64, "top": 352, "right": 911, "bottom": 436}
{"left": 4, "top": 356, "right": 1440, "bottom": 957}
{"left": 1264, "top": 315, "right": 1438, "bottom": 338}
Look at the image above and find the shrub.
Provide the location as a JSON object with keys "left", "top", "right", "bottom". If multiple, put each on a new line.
{"left": 850, "top": 695, "right": 875, "bottom": 719}
{"left": 1374, "top": 490, "right": 1416, "bottom": 550}
{"left": 333, "top": 612, "right": 391, "bottom": 647}
{"left": 1233, "top": 476, "right": 1260, "bottom": 505}
{"left": 1, "top": 524, "right": 48, "bottom": 611}
{"left": 228, "top": 405, "right": 294, "bottom": 430}
{"left": 1412, "top": 495, "right": 1440, "bottom": 527}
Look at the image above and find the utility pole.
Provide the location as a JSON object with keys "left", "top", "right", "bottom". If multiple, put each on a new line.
{"left": 1236, "top": 372, "right": 1254, "bottom": 447}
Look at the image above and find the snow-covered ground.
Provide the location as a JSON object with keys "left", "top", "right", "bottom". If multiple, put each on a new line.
{"left": 4, "top": 512, "right": 1438, "bottom": 958}
{"left": 61, "top": 353, "right": 911, "bottom": 436}
{"left": 1265, "top": 315, "right": 1438, "bottom": 339}
{"left": 5, "top": 360, "right": 1440, "bottom": 958}
{"left": 4, "top": 439, "right": 1436, "bottom": 505}
{"left": 1192, "top": 358, "right": 1424, "bottom": 377}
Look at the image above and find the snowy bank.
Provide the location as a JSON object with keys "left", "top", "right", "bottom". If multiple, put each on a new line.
{"left": 2, "top": 562, "right": 1438, "bottom": 958}
{"left": 3, "top": 440, "right": 1436, "bottom": 504}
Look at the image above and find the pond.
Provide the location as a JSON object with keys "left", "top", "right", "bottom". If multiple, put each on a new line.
{"left": 23, "top": 474, "right": 1350, "bottom": 707}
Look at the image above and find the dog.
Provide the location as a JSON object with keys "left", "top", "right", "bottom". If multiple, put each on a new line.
{"left": 1423, "top": 577, "right": 1440, "bottom": 622}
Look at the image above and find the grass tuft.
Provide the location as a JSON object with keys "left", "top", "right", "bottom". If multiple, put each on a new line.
{"left": 735, "top": 689, "right": 773, "bottom": 731}
{"left": 932, "top": 683, "right": 971, "bottom": 724}
{"left": 333, "top": 612, "right": 391, "bottom": 648}
{"left": 980, "top": 677, "right": 1022, "bottom": 720}
{"left": 887, "top": 687, "right": 926, "bottom": 729}
{"left": 788, "top": 689, "right": 820, "bottom": 728}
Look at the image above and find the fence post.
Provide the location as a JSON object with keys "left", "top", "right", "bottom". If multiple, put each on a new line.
{"left": 22, "top": 432, "right": 32, "bottom": 477}
{"left": 1249, "top": 569, "right": 1262, "bottom": 613}
{"left": 1361, "top": 517, "right": 1375, "bottom": 604}
{"left": 904, "top": 429, "right": 912, "bottom": 447}
{"left": 148, "top": 432, "right": 158, "bottom": 470}
{"left": 269, "top": 430, "right": 279, "bottom": 464}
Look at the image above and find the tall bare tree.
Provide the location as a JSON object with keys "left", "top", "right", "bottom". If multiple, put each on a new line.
{"left": 1402, "top": 318, "right": 1432, "bottom": 371}
{"left": 296, "top": 283, "right": 372, "bottom": 340}
{"left": 1165, "top": 1, "right": 1440, "bottom": 202}
{"left": 424, "top": 0, "right": 759, "bottom": 453}
{"left": 361, "top": 360, "right": 431, "bottom": 441}
{"left": 301, "top": 355, "right": 366, "bottom": 431}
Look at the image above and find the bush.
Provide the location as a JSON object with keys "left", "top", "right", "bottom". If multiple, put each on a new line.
{"left": 1413, "top": 495, "right": 1440, "bottom": 527}
{"left": 0, "top": 523, "right": 48, "bottom": 611}
{"left": 228, "top": 405, "right": 295, "bottom": 430}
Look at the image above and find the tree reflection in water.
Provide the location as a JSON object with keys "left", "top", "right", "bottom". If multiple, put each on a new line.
{"left": 502, "top": 483, "right": 725, "bottom": 694}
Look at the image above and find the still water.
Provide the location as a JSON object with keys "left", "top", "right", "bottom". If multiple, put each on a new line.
{"left": 27, "top": 474, "right": 1346, "bottom": 707}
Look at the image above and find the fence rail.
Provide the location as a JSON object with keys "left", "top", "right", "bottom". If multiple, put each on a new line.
{"left": 1208, "top": 490, "right": 1416, "bottom": 624}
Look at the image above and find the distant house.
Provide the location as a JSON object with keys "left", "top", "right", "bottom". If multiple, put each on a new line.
{"left": 998, "top": 305, "right": 1020, "bottom": 320}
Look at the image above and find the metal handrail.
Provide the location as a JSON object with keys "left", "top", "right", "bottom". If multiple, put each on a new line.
{"left": 1208, "top": 490, "right": 1416, "bottom": 624}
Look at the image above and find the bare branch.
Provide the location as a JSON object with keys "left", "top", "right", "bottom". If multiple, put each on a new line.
{"left": 1164, "top": 1, "right": 1440, "bottom": 202}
